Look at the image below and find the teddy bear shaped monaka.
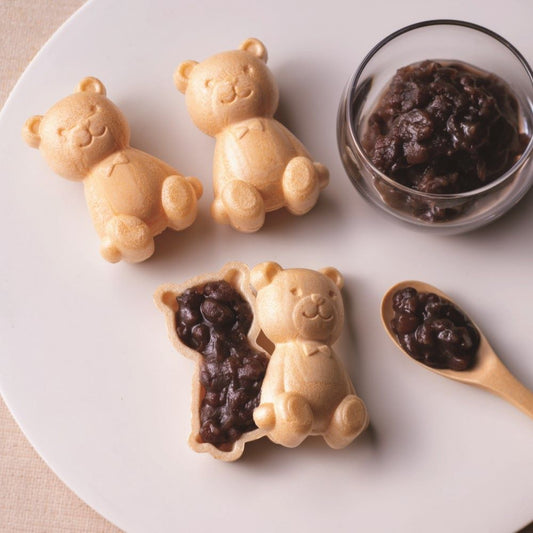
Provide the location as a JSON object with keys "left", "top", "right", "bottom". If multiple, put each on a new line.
{"left": 155, "top": 262, "right": 368, "bottom": 460}
{"left": 175, "top": 38, "right": 329, "bottom": 232}
{"left": 251, "top": 262, "right": 369, "bottom": 449}
{"left": 23, "top": 77, "right": 202, "bottom": 263}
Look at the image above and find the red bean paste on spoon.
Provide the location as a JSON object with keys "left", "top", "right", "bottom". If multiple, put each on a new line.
{"left": 390, "top": 286, "right": 480, "bottom": 370}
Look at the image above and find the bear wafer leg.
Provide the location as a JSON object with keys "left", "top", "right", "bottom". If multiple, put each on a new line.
{"left": 162, "top": 175, "right": 202, "bottom": 231}
{"left": 323, "top": 394, "right": 368, "bottom": 449}
{"left": 282, "top": 156, "right": 325, "bottom": 215}
{"left": 211, "top": 179, "right": 265, "bottom": 232}
{"left": 100, "top": 214, "right": 154, "bottom": 263}
{"left": 254, "top": 392, "right": 313, "bottom": 448}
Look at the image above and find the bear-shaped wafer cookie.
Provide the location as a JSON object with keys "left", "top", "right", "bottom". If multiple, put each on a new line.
{"left": 175, "top": 38, "right": 329, "bottom": 232}
{"left": 251, "top": 262, "right": 369, "bottom": 449}
{"left": 23, "top": 77, "right": 202, "bottom": 263}
{"left": 155, "top": 262, "right": 368, "bottom": 460}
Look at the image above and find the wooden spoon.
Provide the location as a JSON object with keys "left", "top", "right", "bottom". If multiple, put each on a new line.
{"left": 381, "top": 280, "right": 533, "bottom": 419}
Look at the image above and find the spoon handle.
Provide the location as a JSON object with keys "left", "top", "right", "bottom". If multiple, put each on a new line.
{"left": 485, "top": 360, "right": 533, "bottom": 420}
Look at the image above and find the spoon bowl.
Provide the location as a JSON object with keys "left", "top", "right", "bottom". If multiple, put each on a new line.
{"left": 381, "top": 280, "right": 533, "bottom": 419}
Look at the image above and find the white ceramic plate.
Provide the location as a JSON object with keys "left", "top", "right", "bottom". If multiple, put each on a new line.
{"left": 1, "top": 1, "right": 532, "bottom": 531}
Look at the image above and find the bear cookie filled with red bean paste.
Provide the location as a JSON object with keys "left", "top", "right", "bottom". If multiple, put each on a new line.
{"left": 154, "top": 262, "right": 368, "bottom": 461}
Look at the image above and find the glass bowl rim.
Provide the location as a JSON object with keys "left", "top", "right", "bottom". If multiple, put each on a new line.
{"left": 344, "top": 18, "right": 533, "bottom": 201}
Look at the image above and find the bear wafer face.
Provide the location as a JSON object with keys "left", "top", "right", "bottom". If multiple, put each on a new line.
{"left": 251, "top": 263, "right": 344, "bottom": 344}
{"left": 175, "top": 38, "right": 279, "bottom": 137}
{"left": 40, "top": 94, "right": 129, "bottom": 179}
{"left": 23, "top": 77, "right": 130, "bottom": 181}
{"left": 291, "top": 279, "right": 342, "bottom": 342}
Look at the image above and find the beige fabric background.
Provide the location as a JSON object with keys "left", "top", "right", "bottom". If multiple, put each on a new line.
{"left": 0, "top": 1, "right": 121, "bottom": 531}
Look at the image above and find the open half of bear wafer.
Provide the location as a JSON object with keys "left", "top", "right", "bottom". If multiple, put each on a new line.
{"left": 154, "top": 262, "right": 270, "bottom": 461}
{"left": 155, "top": 261, "right": 369, "bottom": 461}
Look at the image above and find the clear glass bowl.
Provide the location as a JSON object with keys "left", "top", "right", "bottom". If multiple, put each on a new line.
{"left": 337, "top": 20, "right": 533, "bottom": 234}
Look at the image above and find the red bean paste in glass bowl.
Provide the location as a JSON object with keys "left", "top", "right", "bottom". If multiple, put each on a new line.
{"left": 390, "top": 287, "right": 480, "bottom": 370}
{"left": 362, "top": 60, "right": 529, "bottom": 221}
{"left": 175, "top": 280, "right": 269, "bottom": 448}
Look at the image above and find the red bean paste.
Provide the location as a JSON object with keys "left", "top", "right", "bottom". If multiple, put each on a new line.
{"left": 363, "top": 60, "right": 529, "bottom": 221}
{"left": 176, "top": 280, "right": 268, "bottom": 448}
{"left": 391, "top": 287, "right": 480, "bottom": 370}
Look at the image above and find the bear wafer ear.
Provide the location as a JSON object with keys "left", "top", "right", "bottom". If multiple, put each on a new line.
{"left": 75, "top": 77, "right": 106, "bottom": 95}
{"left": 22, "top": 115, "right": 43, "bottom": 148}
{"left": 250, "top": 262, "right": 282, "bottom": 291}
{"left": 320, "top": 267, "right": 344, "bottom": 290}
{"left": 239, "top": 38, "right": 268, "bottom": 63}
{"left": 174, "top": 60, "right": 198, "bottom": 93}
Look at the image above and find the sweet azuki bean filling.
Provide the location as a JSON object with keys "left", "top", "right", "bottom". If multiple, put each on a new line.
{"left": 362, "top": 60, "right": 529, "bottom": 198}
{"left": 391, "top": 287, "right": 480, "bottom": 371}
{"left": 175, "top": 280, "right": 268, "bottom": 448}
